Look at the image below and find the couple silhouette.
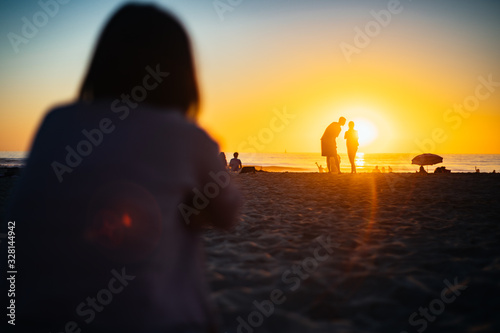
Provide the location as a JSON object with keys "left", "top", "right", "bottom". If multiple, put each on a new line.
{"left": 321, "top": 117, "right": 359, "bottom": 173}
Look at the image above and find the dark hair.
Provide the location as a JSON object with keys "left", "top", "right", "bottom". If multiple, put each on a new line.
{"left": 79, "top": 3, "right": 199, "bottom": 117}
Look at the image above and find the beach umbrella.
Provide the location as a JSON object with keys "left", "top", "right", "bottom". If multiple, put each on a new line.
{"left": 411, "top": 153, "right": 443, "bottom": 166}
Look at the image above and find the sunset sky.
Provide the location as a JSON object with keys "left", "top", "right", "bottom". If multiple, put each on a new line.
{"left": 1, "top": 0, "right": 499, "bottom": 154}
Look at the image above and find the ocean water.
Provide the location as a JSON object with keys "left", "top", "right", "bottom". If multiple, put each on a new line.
{"left": 0, "top": 151, "right": 26, "bottom": 167}
{"left": 2, "top": 151, "right": 500, "bottom": 173}
{"left": 231, "top": 152, "right": 500, "bottom": 173}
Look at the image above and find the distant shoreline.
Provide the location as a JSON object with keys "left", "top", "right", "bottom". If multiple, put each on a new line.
{"left": 1, "top": 166, "right": 498, "bottom": 178}
{"left": 241, "top": 165, "right": 500, "bottom": 174}
{"left": 2, "top": 152, "right": 500, "bottom": 173}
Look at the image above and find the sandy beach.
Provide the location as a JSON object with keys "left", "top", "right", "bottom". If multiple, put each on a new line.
{"left": 204, "top": 172, "right": 500, "bottom": 333}
{"left": 2, "top": 1, "right": 500, "bottom": 332}
{"left": 1, "top": 171, "right": 499, "bottom": 332}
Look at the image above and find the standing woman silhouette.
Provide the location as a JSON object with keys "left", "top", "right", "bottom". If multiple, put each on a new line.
{"left": 345, "top": 121, "right": 359, "bottom": 173}
{"left": 6, "top": 4, "right": 241, "bottom": 333}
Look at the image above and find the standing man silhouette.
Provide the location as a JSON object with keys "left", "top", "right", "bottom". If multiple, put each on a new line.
{"left": 321, "top": 116, "right": 346, "bottom": 173}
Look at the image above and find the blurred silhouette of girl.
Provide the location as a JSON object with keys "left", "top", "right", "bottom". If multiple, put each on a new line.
{"left": 8, "top": 4, "right": 241, "bottom": 333}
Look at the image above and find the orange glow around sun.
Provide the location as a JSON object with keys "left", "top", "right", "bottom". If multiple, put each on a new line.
{"left": 350, "top": 117, "right": 379, "bottom": 147}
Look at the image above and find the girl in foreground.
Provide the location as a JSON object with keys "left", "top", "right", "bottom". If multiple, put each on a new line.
{"left": 8, "top": 4, "right": 241, "bottom": 333}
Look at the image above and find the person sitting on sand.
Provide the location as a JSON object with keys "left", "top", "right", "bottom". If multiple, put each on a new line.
{"left": 434, "top": 166, "right": 450, "bottom": 173}
{"left": 321, "top": 116, "right": 346, "bottom": 173}
{"left": 418, "top": 165, "right": 427, "bottom": 174}
{"left": 229, "top": 152, "right": 243, "bottom": 172}
{"left": 388, "top": 166, "right": 393, "bottom": 173}
{"left": 372, "top": 166, "right": 381, "bottom": 173}
{"left": 315, "top": 162, "right": 326, "bottom": 173}
{"left": 344, "top": 121, "right": 359, "bottom": 174}
{"left": 6, "top": 4, "right": 242, "bottom": 333}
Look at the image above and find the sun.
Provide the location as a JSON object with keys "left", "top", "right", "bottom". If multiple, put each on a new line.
{"left": 349, "top": 117, "right": 378, "bottom": 147}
